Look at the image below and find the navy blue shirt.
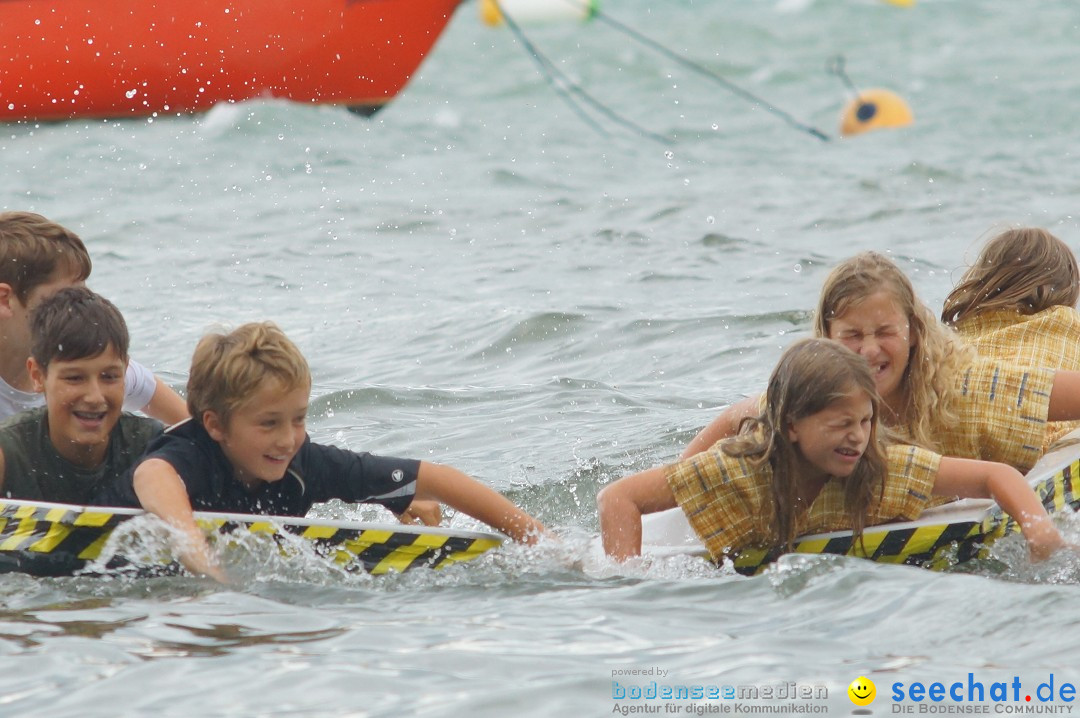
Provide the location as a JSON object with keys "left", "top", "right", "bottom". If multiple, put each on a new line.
{"left": 101, "top": 418, "right": 419, "bottom": 516}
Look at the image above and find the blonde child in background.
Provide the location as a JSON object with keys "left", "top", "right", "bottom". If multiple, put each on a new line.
{"left": 942, "top": 227, "right": 1080, "bottom": 449}
{"left": 683, "top": 252, "right": 1080, "bottom": 476}
{"left": 599, "top": 339, "right": 1064, "bottom": 563}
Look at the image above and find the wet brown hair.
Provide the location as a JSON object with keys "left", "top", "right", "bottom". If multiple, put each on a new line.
{"left": 942, "top": 227, "right": 1079, "bottom": 325}
{"left": 0, "top": 212, "right": 92, "bottom": 303}
{"left": 30, "top": 286, "right": 129, "bottom": 369}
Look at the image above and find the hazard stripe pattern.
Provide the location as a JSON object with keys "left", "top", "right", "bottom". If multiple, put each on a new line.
{"left": 0, "top": 501, "right": 504, "bottom": 577}
{"left": 1, "top": 458, "right": 1076, "bottom": 578}
{"left": 731, "top": 457, "right": 1080, "bottom": 576}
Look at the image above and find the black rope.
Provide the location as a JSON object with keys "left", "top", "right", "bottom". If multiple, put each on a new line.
{"left": 581, "top": 2, "right": 831, "bottom": 142}
{"left": 496, "top": 1, "right": 671, "bottom": 146}
{"left": 826, "top": 55, "right": 861, "bottom": 99}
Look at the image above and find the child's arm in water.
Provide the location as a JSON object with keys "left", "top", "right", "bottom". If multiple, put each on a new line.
{"left": 412, "top": 462, "right": 545, "bottom": 543}
{"left": 932, "top": 457, "right": 1066, "bottom": 561}
{"left": 680, "top": 396, "right": 759, "bottom": 460}
{"left": 132, "top": 458, "right": 227, "bottom": 581}
{"left": 597, "top": 466, "right": 678, "bottom": 560}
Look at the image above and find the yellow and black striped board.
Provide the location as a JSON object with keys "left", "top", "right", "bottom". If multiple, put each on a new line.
{"left": 641, "top": 434, "right": 1080, "bottom": 576}
{"left": 0, "top": 500, "right": 506, "bottom": 578}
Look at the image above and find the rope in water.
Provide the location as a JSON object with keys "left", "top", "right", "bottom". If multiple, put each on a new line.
{"left": 826, "top": 54, "right": 861, "bottom": 99}
{"left": 495, "top": 0, "right": 831, "bottom": 143}
{"left": 584, "top": 2, "right": 831, "bottom": 142}
{"left": 497, "top": 2, "right": 671, "bottom": 145}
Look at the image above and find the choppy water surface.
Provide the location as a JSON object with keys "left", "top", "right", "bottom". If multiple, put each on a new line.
{"left": 2, "top": 0, "right": 1080, "bottom": 715}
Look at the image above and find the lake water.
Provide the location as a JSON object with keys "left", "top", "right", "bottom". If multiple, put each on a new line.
{"left": 2, "top": 0, "right": 1079, "bottom": 716}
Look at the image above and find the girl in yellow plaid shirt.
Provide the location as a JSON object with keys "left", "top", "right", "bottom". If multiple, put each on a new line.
{"left": 683, "top": 252, "right": 1080, "bottom": 476}
{"left": 599, "top": 339, "right": 1064, "bottom": 563}
{"left": 942, "top": 227, "right": 1080, "bottom": 449}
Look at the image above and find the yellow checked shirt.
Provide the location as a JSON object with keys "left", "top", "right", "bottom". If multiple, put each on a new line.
{"left": 953, "top": 306, "right": 1080, "bottom": 450}
{"left": 666, "top": 443, "right": 939, "bottom": 562}
{"left": 934, "top": 356, "right": 1055, "bottom": 471}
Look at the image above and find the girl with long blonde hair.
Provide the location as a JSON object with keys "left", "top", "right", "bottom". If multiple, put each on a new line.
{"left": 683, "top": 252, "right": 1080, "bottom": 474}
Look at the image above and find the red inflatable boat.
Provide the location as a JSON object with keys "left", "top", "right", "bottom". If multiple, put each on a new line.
{"left": 0, "top": 0, "right": 460, "bottom": 121}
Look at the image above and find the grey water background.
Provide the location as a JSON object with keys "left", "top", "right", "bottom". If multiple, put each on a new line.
{"left": 2, "top": 0, "right": 1080, "bottom": 715}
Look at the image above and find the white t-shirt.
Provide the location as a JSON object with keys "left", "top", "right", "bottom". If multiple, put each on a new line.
{"left": 0, "top": 358, "right": 158, "bottom": 420}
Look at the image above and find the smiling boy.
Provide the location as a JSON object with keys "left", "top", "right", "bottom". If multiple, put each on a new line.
{"left": 0, "top": 287, "right": 163, "bottom": 503}
{"left": 104, "top": 322, "right": 545, "bottom": 579}
{"left": 0, "top": 211, "right": 187, "bottom": 423}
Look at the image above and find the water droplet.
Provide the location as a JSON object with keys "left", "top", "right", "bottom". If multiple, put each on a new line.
{"left": 793, "top": 263, "right": 802, "bottom": 273}
{"left": 711, "top": 123, "right": 719, "bottom": 130}
{"left": 706, "top": 216, "right": 715, "bottom": 224}
{"left": 125, "top": 89, "right": 137, "bottom": 98}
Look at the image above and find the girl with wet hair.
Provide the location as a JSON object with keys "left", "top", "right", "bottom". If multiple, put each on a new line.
{"left": 600, "top": 339, "right": 1064, "bottom": 563}
{"left": 943, "top": 228, "right": 1080, "bottom": 449}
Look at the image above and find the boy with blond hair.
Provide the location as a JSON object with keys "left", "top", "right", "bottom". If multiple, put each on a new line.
{"left": 0, "top": 211, "right": 186, "bottom": 423}
{"left": 0, "top": 287, "right": 163, "bottom": 502}
{"left": 105, "top": 322, "right": 545, "bottom": 579}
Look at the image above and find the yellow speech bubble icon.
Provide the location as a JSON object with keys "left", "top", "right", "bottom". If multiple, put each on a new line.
{"left": 848, "top": 676, "right": 877, "bottom": 706}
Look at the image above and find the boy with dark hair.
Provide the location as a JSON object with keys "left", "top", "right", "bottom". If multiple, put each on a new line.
{"left": 0, "top": 211, "right": 187, "bottom": 423}
{"left": 107, "top": 321, "right": 546, "bottom": 580}
{"left": 0, "top": 287, "right": 163, "bottom": 503}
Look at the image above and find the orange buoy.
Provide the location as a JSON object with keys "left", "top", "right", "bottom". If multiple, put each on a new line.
{"left": 840, "top": 89, "right": 914, "bottom": 137}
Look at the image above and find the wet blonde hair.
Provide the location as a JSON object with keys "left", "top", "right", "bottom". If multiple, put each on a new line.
{"left": 813, "top": 252, "right": 973, "bottom": 452}
{"left": 722, "top": 338, "right": 887, "bottom": 551}
{"left": 942, "top": 228, "right": 1079, "bottom": 325}
{"left": 187, "top": 321, "right": 311, "bottom": 427}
